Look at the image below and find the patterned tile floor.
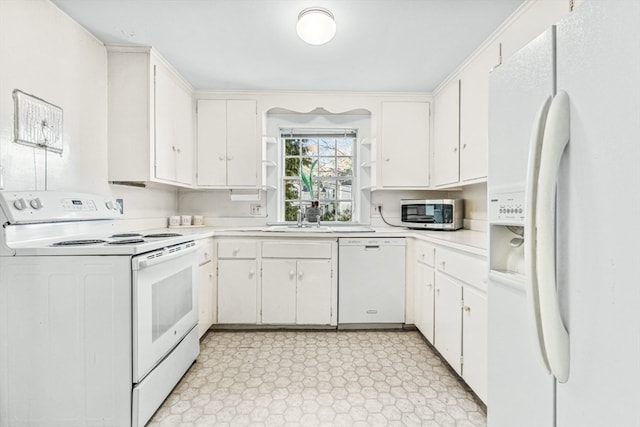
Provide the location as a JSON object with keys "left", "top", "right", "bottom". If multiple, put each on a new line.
{"left": 147, "top": 330, "right": 486, "bottom": 427}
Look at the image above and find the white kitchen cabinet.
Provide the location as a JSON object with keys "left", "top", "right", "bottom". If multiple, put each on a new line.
{"left": 216, "top": 240, "right": 258, "bottom": 324}
{"left": 379, "top": 101, "right": 430, "bottom": 187}
{"left": 432, "top": 80, "right": 460, "bottom": 187}
{"left": 414, "top": 241, "right": 436, "bottom": 342}
{"left": 434, "top": 271, "right": 463, "bottom": 374}
{"left": 107, "top": 46, "right": 194, "bottom": 187}
{"left": 435, "top": 246, "right": 488, "bottom": 401}
{"left": 462, "top": 284, "right": 488, "bottom": 402}
{"left": 196, "top": 99, "right": 258, "bottom": 187}
{"left": 459, "top": 45, "right": 499, "bottom": 182}
{"left": 198, "top": 238, "right": 216, "bottom": 338}
{"left": 261, "top": 241, "right": 336, "bottom": 326}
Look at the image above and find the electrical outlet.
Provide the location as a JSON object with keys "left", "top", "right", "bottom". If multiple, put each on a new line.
{"left": 250, "top": 203, "right": 262, "bottom": 215}
{"left": 372, "top": 203, "right": 383, "bottom": 213}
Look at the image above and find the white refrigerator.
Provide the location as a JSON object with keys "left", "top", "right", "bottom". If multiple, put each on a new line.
{"left": 487, "top": 1, "right": 640, "bottom": 426}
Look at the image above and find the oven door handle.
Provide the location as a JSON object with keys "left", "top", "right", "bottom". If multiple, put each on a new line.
{"left": 133, "top": 242, "right": 198, "bottom": 270}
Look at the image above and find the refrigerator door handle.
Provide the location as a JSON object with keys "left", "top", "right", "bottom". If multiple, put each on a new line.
{"left": 536, "top": 90, "right": 571, "bottom": 383}
{"left": 524, "top": 95, "right": 553, "bottom": 373}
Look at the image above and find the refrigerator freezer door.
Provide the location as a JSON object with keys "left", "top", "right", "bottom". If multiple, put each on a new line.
{"left": 487, "top": 272, "right": 554, "bottom": 427}
{"left": 555, "top": 1, "right": 640, "bottom": 426}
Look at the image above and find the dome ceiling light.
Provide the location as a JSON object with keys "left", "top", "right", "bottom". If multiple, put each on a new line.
{"left": 296, "top": 7, "right": 336, "bottom": 46}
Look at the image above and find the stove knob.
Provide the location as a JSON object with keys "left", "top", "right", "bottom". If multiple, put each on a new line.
{"left": 105, "top": 201, "right": 115, "bottom": 210}
{"left": 29, "top": 198, "right": 43, "bottom": 210}
{"left": 13, "top": 198, "right": 27, "bottom": 210}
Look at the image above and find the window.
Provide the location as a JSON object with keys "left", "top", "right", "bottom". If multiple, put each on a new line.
{"left": 281, "top": 128, "right": 356, "bottom": 222}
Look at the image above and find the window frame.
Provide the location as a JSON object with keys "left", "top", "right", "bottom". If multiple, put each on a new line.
{"left": 279, "top": 128, "right": 357, "bottom": 223}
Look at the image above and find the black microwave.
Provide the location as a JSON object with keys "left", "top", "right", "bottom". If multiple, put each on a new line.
{"left": 400, "top": 199, "right": 464, "bottom": 230}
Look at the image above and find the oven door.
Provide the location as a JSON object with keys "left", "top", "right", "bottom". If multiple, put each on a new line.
{"left": 132, "top": 241, "right": 199, "bottom": 382}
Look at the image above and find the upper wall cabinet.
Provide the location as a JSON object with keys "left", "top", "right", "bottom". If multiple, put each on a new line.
{"left": 107, "top": 46, "right": 194, "bottom": 187}
{"left": 459, "top": 44, "right": 499, "bottom": 183}
{"left": 432, "top": 81, "right": 460, "bottom": 187}
{"left": 379, "top": 101, "right": 430, "bottom": 188}
{"left": 196, "top": 99, "right": 259, "bottom": 188}
{"left": 432, "top": 44, "right": 499, "bottom": 188}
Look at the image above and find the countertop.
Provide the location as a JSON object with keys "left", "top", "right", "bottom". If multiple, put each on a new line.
{"left": 157, "top": 225, "right": 488, "bottom": 257}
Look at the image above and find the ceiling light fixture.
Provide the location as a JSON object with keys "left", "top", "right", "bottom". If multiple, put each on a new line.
{"left": 296, "top": 7, "right": 336, "bottom": 46}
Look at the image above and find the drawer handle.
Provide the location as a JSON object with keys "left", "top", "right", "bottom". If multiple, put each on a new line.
{"left": 233, "top": 248, "right": 239, "bottom": 255}
{"left": 426, "top": 283, "right": 433, "bottom": 288}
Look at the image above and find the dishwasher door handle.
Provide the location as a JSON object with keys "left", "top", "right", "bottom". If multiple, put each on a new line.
{"left": 364, "top": 245, "right": 380, "bottom": 250}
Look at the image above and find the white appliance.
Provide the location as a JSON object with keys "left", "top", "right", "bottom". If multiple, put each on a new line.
{"left": 0, "top": 191, "right": 200, "bottom": 427}
{"left": 487, "top": 2, "right": 640, "bottom": 427}
{"left": 338, "top": 238, "right": 405, "bottom": 326}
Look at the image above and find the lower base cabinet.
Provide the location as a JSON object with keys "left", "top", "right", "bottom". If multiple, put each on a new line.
{"left": 434, "top": 272, "right": 463, "bottom": 374}
{"left": 261, "top": 258, "right": 332, "bottom": 325}
{"left": 217, "top": 259, "right": 258, "bottom": 324}
{"left": 198, "top": 238, "right": 216, "bottom": 337}
{"left": 462, "top": 284, "right": 488, "bottom": 402}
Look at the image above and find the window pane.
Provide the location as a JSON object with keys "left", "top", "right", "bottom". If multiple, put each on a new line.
{"left": 318, "top": 139, "right": 335, "bottom": 156}
{"left": 318, "top": 157, "right": 335, "bottom": 177}
{"left": 321, "top": 202, "right": 336, "bottom": 221}
{"left": 284, "top": 180, "right": 300, "bottom": 200}
{"left": 284, "top": 201, "right": 299, "bottom": 222}
{"left": 337, "top": 179, "right": 352, "bottom": 200}
{"left": 285, "top": 139, "right": 301, "bottom": 156}
{"left": 301, "top": 139, "right": 317, "bottom": 156}
{"left": 337, "top": 202, "right": 352, "bottom": 222}
{"left": 336, "top": 157, "right": 352, "bottom": 176}
{"left": 285, "top": 158, "right": 300, "bottom": 177}
{"left": 318, "top": 180, "right": 336, "bottom": 200}
{"left": 336, "top": 138, "right": 353, "bottom": 156}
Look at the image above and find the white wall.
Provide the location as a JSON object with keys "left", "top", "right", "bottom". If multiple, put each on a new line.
{"left": 0, "top": 0, "right": 176, "bottom": 224}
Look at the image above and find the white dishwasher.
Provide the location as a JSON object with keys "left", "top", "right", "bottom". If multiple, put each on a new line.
{"left": 338, "top": 238, "right": 406, "bottom": 326}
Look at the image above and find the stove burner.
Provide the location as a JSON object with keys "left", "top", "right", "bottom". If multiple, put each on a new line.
{"left": 143, "top": 233, "right": 183, "bottom": 238}
{"left": 107, "top": 239, "right": 145, "bottom": 245}
{"left": 110, "top": 233, "right": 143, "bottom": 238}
{"left": 52, "top": 239, "right": 107, "bottom": 246}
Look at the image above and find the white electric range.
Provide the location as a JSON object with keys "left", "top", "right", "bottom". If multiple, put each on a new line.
{"left": 0, "top": 191, "right": 200, "bottom": 427}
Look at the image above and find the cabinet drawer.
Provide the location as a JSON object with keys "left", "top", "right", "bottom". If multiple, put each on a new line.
{"left": 217, "top": 240, "right": 257, "bottom": 259}
{"left": 415, "top": 241, "right": 436, "bottom": 266}
{"left": 262, "top": 241, "right": 332, "bottom": 259}
{"left": 436, "top": 248, "right": 487, "bottom": 292}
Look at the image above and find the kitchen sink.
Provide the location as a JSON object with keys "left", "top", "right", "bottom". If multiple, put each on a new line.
{"left": 262, "top": 225, "right": 333, "bottom": 233}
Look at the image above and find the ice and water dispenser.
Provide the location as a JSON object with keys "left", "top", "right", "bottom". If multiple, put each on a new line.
{"left": 489, "top": 191, "right": 526, "bottom": 276}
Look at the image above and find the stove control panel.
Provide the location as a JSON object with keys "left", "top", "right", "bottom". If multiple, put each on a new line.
{"left": 0, "top": 191, "right": 122, "bottom": 224}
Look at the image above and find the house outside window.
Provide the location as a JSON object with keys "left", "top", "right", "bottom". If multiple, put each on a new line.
{"left": 281, "top": 128, "right": 356, "bottom": 222}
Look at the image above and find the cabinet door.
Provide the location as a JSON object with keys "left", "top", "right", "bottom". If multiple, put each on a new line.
{"left": 433, "top": 80, "right": 460, "bottom": 186}
{"left": 198, "top": 259, "right": 214, "bottom": 338}
{"left": 226, "top": 100, "right": 257, "bottom": 186}
{"left": 154, "top": 64, "right": 177, "bottom": 182}
{"left": 463, "top": 285, "right": 488, "bottom": 402}
{"left": 459, "top": 45, "right": 499, "bottom": 182}
{"left": 420, "top": 264, "right": 436, "bottom": 343}
{"left": 261, "top": 259, "right": 297, "bottom": 324}
{"left": 380, "top": 102, "right": 430, "bottom": 187}
{"left": 196, "top": 100, "right": 227, "bottom": 186}
{"left": 217, "top": 259, "right": 257, "bottom": 324}
{"left": 434, "top": 272, "right": 463, "bottom": 374}
{"left": 296, "top": 259, "right": 332, "bottom": 325}
{"left": 174, "top": 83, "right": 194, "bottom": 185}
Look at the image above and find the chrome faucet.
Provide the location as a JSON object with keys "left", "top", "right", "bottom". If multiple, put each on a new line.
{"left": 296, "top": 207, "right": 303, "bottom": 227}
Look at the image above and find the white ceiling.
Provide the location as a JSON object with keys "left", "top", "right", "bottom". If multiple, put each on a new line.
{"left": 51, "top": 0, "right": 524, "bottom": 92}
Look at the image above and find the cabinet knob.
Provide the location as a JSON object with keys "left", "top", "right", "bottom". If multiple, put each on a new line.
{"left": 249, "top": 269, "right": 255, "bottom": 277}
{"left": 439, "top": 261, "right": 446, "bottom": 269}
{"left": 227, "top": 155, "right": 234, "bottom": 160}
{"left": 436, "top": 288, "right": 440, "bottom": 295}
{"left": 453, "top": 147, "right": 458, "bottom": 152}
{"left": 462, "top": 143, "right": 467, "bottom": 149}
{"left": 176, "top": 148, "right": 181, "bottom": 153}
{"left": 385, "top": 158, "right": 390, "bottom": 162}
{"left": 172, "top": 145, "right": 176, "bottom": 152}
{"left": 289, "top": 270, "right": 295, "bottom": 279}
{"left": 464, "top": 306, "right": 471, "bottom": 312}
{"left": 233, "top": 248, "right": 239, "bottom": 255}
{"left": 219, "top": 156, "right": 225, "bottom": 161}
{"left": 208, "top": 273, "right": 214, "bottom": 279}
{"left": 427, "top": 283, "right": 433, "bottom": 288}
{"left": 298, "top": 271, "right": 304, "bottom": 280}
